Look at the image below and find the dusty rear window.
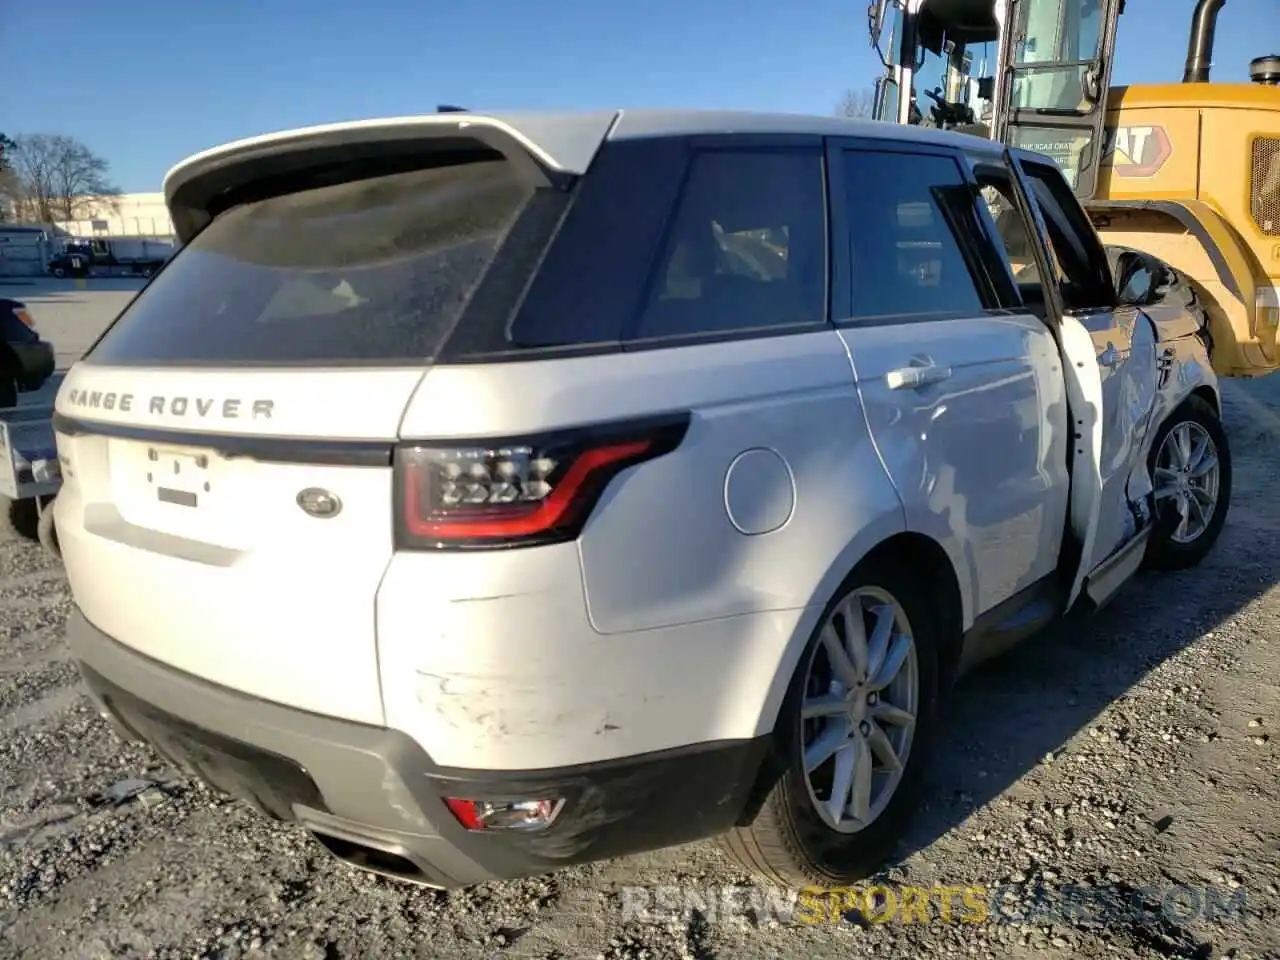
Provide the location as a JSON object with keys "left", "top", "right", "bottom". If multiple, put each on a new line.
{"left": 87, "top": 157, "right": 537, "bottom": 366}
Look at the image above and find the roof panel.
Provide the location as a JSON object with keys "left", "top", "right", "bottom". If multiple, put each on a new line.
{"left": 607, "top": 108, "right": 1006, "bottom": 154}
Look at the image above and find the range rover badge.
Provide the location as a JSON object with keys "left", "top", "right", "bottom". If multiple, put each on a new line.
{"left": 297, "top": 488, "right": 342, "bottom": 519}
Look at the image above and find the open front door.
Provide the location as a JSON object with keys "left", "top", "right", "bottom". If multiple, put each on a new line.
{"left": 992, "top": 0, "right": 1124, "bottom": 200}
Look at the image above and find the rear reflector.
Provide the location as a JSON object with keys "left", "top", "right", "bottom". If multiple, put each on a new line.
{"left": 443, "top": 797, "right": 565, "bottom": 831}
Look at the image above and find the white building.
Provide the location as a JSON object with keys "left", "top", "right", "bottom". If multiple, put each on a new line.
{"left": 55, "top": 191, "right": 174, "bottom": 240}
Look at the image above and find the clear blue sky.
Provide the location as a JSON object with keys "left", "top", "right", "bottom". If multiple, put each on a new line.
{"left": 1, "top": 0, "right": 1274, "bottom": 192}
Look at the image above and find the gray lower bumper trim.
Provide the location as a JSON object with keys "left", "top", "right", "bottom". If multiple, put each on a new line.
{"left": 65, "top": 609, "right": 496, "bottom": 887}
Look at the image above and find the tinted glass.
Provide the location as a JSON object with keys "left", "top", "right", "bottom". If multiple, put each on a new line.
{"left": 1021, "top": 161, "right": 1114, "bottom": 310}
{"left": 1013, "top": 0, "right": 1103, "bottom": 64}
{"left": 88, "top": 158, "right": 538, "bottom": 366}
{"left": 632, "top": 149, "right": 826, "bottom": 340}
{"left": 1118, "top": 264, "right": 1152, "bottom": 303}
{"left": 502, "top": 138, "right": 688, "bottom": 351}
{"left": 843, "top": 151, "right": 985, "bottom": 320}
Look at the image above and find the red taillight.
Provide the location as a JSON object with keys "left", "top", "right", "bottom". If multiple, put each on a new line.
{"left": 395, "top": 413, "right": 689, "bottom": 549}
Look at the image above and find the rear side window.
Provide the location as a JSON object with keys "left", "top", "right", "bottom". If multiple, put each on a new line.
{"left": 630, "top": 149, "right": 827, "bottom": 341}
{"left": 87, "top": 157, "right": 540, "bottom": 366}
{"left": 841, "top": 151, "right": 987, "bottom": 321}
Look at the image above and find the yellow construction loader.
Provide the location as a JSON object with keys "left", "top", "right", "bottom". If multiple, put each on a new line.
{"left": 868, "top": 0, "right": 1280, "bottom": 377}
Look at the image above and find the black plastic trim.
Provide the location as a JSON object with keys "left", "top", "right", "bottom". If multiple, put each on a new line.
{"left": 957, "top": 573, "right": 1065, "bottom": 676}
{"left": 52, "top": 413, "right": 393, "bottom": 467}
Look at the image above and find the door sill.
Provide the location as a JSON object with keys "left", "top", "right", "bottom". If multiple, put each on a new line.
{"left": 1081, "top": 526, "right": 1151, "bottom": 611}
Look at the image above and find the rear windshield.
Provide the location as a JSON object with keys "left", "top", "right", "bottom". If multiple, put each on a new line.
{"left": 87, "top": 157, "right": 536, "bottom": 366}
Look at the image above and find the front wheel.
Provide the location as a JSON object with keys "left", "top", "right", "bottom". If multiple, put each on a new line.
{"left": 1144, "top": 394, "right": 1231, "bottom": 570}
{"left": 718, "top": 556, "right": 940, "bottom": 888}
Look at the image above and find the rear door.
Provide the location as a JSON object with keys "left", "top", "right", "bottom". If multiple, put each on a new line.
{"left": 827, "top": 140, "right": 1072, "bottom": 621}
{"left": 1010, "top": 152, "right": 1158, "bottom": 573}
{"left": 54, "top": 147, "right": 559, "bottom": 725}
{"left": 993, "top": 0, "right": 1124, "bottom": 199}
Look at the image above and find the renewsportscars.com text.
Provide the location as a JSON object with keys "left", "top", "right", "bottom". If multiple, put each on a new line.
{"left": 619, "top": 883, "right": 1249, "bottom": 927}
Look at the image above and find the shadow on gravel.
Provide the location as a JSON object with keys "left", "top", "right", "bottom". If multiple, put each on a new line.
{"left": 892, "top": 386, "right": 1278, "bottom": 867}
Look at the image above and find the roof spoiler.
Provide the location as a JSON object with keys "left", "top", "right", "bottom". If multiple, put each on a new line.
{"left": 163, "top": 111, "right": 619, "bottom": 244}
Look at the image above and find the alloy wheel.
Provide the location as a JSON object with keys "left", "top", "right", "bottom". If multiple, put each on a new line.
{"left": 801, "top": 586, "right": 918, "bottom": 834}
{"left": 1154, "top": 420, "right": 1221, "bottom": 544}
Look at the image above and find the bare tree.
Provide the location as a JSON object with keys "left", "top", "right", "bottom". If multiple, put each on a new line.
{"left": 836, "top": 88, "right": 877, "bottom": 119}
{"left": 0, "top": 134, "right": 17, "bottom": 221}
{"left": 5, "top": 134, "right": 120, "bottom": 224}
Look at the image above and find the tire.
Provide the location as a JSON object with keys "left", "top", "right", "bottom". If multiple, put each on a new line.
{"left": 0, "top": 496, "right": 42, "bottom": 542}
{"left": 37, "top": 498, "right": 59, "bottom": 559}
{"left": 1143, "top": 394, "right": 1231, "bottom": 571}
{"left": 52, "top": 266, "right": 66, "bottom": 278}
{"left": 718, "top": 555, "right": 942, "bottom": 888}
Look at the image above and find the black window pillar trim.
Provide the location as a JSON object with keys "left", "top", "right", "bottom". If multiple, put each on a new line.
{"left": 823, "top": 139, "right": 854, "bottom": 323}
{"left": 1004, "top": 149, "right": 1071, "bottom": 328}
{"left": 957, "top": 156, "right": 1027, "bottom": 313}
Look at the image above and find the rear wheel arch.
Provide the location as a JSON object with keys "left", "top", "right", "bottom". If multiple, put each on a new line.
{"left": 856, "top": 533, "right": 964, "bottom": 689}
{"left": 738, "top": 529, "right": 964, "bottom": 824}
{"left": 725, "top": 537, "right": 954, "bottom": 884}
{"left": 1191, "top": 383, "right": 1220, "bottom": 418}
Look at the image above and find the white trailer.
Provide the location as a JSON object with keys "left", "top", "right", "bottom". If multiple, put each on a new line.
{"left": 0, "top": 371, "right": 63, "bottom": 552}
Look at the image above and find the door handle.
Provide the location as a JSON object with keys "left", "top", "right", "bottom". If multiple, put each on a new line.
{"left": 1098, "top": 342, "right": 1121, "bottom": 368}
{"left": 886, "top": 364, "right": 953, "bottom": 390}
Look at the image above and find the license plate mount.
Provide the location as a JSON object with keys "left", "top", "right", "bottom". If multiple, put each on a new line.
{"left": 150, "top": 447, "right": 212, "bottom": 509}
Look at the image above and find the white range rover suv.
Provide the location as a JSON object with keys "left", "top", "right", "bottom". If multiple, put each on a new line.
{"left": 53, "top": 109, "right": 1230, "bottom": 889}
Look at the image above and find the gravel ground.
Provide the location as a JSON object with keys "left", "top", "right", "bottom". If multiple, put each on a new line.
{"left": 0, "top": 284, "right": 1277, "bottom": 958}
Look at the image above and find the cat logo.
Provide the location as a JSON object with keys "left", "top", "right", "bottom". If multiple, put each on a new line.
{"left": 1103, "top": 125, "right": 1174, "bottom": 178}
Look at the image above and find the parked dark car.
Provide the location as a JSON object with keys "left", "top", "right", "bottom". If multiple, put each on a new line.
{"left": 0, "top": 298, "right": 56, "bottom": 407}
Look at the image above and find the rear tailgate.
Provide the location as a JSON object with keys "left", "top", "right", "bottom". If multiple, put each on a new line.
{"left": 54, "top": 123, "right": 588, "bottom": 724}
{"left": 56, "top": 369, "right": 417, "bottom": 725}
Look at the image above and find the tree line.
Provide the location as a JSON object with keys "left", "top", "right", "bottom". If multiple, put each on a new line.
{"left": 0, "top": 132, "right": 119, "bottom": 225}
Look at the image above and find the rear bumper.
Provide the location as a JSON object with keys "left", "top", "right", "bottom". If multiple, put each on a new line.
{"left": 67, "top": 608, "right": 770, "bottom": 888}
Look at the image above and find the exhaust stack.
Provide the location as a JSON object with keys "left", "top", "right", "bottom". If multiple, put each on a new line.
{"left": 1183, "top": 0, "right": 1226, "bottom": 83}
